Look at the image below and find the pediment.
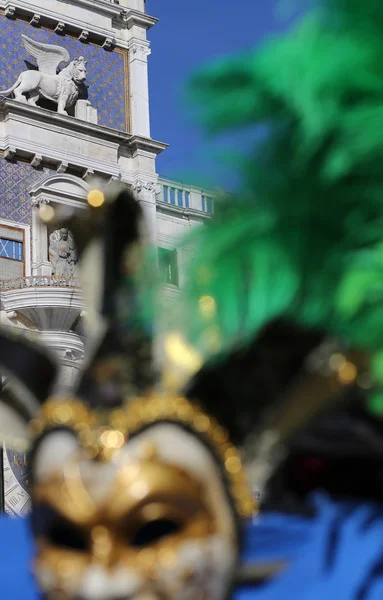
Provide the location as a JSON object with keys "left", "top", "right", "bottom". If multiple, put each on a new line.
{"left": 29, "top": 174, "right": 89, "bottom": 207}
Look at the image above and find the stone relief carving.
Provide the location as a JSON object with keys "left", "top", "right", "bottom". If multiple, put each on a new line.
{"left": 0, "top": 35, "right": 87, "bottom": 115}
{"left": 132, "top": 180, "right": 160, "bottom": 197}
{"left": 130, "top": 42, "right": 151, "bottom": 60}
{"left": 49, "top": 228, "right": 78, "bottom": 278}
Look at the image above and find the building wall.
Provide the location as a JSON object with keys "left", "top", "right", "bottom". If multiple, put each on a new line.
{"left": 0, "top": 157, "right": 53, "bottom": 225}
{"left": 0, "top": 0, "right": 217, "bottom": 517}
{"left": 0, "top": 15, "right": 128, "bottom": 131}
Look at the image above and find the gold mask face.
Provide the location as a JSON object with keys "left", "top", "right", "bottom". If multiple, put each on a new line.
{"left": 31, "top": 420, "right": 241, "bottom": 600}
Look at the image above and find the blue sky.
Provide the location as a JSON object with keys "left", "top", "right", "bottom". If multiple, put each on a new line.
{"left": 146, "top": 0, "right": 302, "bottom": 189}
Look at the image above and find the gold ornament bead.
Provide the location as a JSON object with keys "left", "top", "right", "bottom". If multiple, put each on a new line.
{"left": 193, "top": 414, "right": 210, "bottom": 433}
{"left": 211, "top": 426, "right": 228, "bottom": 443}
{"left": 100, "top": 429, "right": 125, "bottom": 449}
{"left": 31, "top": 392, "right": 256, "bottom": 520}
{"left": 337, "top": 361, "right": 357, "bottom": 384}
{"left": 158, "top": 548, "right": 177, "bottom": 568}
{"left": 176, "top": 404, "right": 194, "bottom": 420}
{"left": 225, "top": 456, "right": 242, "bottom": 474}
{"left": 53, "top": 404, "right": 73, "bottom": 425}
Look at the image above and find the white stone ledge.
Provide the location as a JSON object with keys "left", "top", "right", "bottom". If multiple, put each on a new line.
{"left": 156, "top": 201, "right": 212, "bottom": 222}
{"left": 120, "top": 8, "right": 157, "bottom": 30}
{"left": 0, "top": 99, "right": 127, "bottom": 176}
{"left": 0, "top": 100, "right": 166, "bottom": 177}
{"left": 127, "top": 134, "right": 168, "bottom": 156}
{"left": 0, "top": 1, "right": 158, "bottom": 48}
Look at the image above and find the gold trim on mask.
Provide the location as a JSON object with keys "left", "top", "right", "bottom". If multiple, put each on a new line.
{"left": 29, "top": 394, "right": 255, "bottom": 518}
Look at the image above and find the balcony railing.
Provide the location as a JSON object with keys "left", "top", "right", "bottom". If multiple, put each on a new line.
{"left": 158, "top": 178, "right": 215, "bottom": 215}
{"left": 0, "top": 276, "right": 81, "bottom": 291}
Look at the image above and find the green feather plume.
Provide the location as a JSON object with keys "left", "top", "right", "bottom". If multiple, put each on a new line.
{"left": 175, "top": 0, "right": 383, "bottom": 413}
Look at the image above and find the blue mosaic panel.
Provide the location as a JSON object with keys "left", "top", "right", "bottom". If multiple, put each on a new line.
{"left": 0, "top": 16, "right": 127, "bottom": 131}
{"left": 0, "top": 158, "right": 52, "bottom": 225}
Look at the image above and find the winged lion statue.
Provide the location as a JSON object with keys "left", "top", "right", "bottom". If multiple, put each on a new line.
{"left": 0, "top": 35, "right": 87, "bottom": 115}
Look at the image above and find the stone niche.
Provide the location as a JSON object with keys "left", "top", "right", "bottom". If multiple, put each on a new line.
{"left": 30, "top": 173, "right": 88, "bottom": 277}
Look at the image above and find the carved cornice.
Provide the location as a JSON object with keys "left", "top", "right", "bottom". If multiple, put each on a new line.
{"left": 0, "top": 1, "right": 118, "bottom": 49}
{"left": 127, "top": 135, "right": 168, "bottom": 156}
{"left": 29, "top": 173, "right": 89, "bottom": 207}
{"left": 120, "top": 9, "right": 158, "bottom": 30}
{"left": 57, "top": 0, "right": 122, "bottom": 18}
{"left": 0, "top": 2, "right": 158, "bottom": 50}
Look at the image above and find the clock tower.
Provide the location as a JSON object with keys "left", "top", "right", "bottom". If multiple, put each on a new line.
{"left": 0, "top": 0, "right": 166, "bottom": 517}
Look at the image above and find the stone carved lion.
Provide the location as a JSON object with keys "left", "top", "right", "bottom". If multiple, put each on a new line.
{"left": 0, "top": 35, "right": 87, "bottom": 115}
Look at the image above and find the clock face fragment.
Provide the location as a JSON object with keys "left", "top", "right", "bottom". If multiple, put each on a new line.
{"left": 2, "top": 445, "right": 31, "bottom": 517}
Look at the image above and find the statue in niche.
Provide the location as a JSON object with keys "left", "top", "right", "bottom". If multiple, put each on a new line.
{"left": 0, "top": 35, "right": 87, "bottom": 115}
{"left": 49, "top": 228, "right": 78, "bottom": 278}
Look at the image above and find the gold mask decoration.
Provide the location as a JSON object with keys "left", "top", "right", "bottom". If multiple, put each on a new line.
{"left": 30, "top": 393, "right": 255, "bottom": 600}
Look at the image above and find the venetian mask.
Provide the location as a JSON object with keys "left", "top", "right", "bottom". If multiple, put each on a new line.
{"left": 0, "top": 187, "right": 254, "bottom": 600}
{"left": 29, "top": 395, "right": 252, "bottom": 600}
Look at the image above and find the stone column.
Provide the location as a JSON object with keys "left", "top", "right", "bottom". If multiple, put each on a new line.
{"left": 128, "top": 40, "right": 151, "bottom": 137}
{"left": 132, "top": 179, "right": 159, "bottom": 246}
{"left": 31, "top": 200, "right": 52, "bottom": 276}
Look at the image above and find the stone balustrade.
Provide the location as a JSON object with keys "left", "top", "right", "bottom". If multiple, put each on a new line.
{"left": 157, "top": 178, "right": 215, "bottom": 215}
{"left": 0, "top": 275, "right": 81, "bottom": 291}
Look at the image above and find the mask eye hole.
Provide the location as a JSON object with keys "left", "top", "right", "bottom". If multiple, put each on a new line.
{"left": 32, "top": 503, "right": 88, "bottom": 551}
{"left": 48, "top": 517, "right": 89, "bottom": 551}
{"left": 131, "top": 518, "right": 181, "bottom": 547}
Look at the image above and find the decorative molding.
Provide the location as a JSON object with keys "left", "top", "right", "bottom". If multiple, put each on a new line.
{"left": 54, "top": 21, "right": 65, "bottom": 34}
{"left": 30, "top": 173, "right": 89, "bottom": 208}
{"left": 78, "top": 29, "right": 89, "bottom": 42}
{"left": 31, "top": 153, "right": 43, "bottom": 168}
{"left": 119, "top": 9, "right": 157, "bottom": 31}
{"left": 83, "top": 168, "right": 94, "bottom": 180}
{"left": 133, "top": 179, "right": 156, "bottom": 194}
{"left": 4, "top": 146, "right": 16, "bottom": 161}
{"left": 38, "top": 332, "right": 85, "bottom": 362}
{"left": 4, "top": 4, "right": 15, "bottom": 18}
{"left": 57, "top": 0, "right": 122, "bottom": 18}
{"left": 57, "top": 161, "right": 68, "bottom": 173}
{"left": 108, "top": 174, "right": 120, "bottom": 184}
{"left": 129, "top": 41, "right": 151, "bottom": 60}
{"left": 127, "top": 135, "right": 168, "bottom": 156}
{"left": 31, "top": 197, "right": 50, "bottom": 207}
{"left": 0, "top": 285, "right": 84, "bottom": 333}
{"left": 102, "top": 37, "right": 114, "bottom": 50}
{"left": 30, "top": 13, "right": 40, "bottom": 26}
{"left": 0, "top": 275, "right": 81, "bottom": 291}
{"left": 1, "top": 0, "right": 128, "bottom": 50}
